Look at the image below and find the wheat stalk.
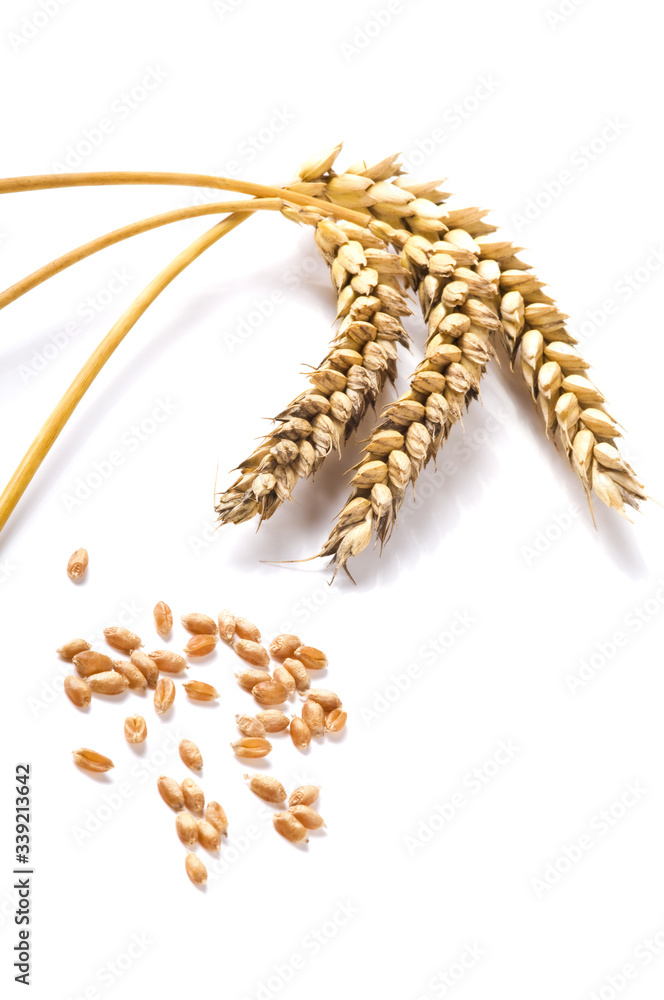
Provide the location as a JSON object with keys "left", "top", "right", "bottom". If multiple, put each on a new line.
{"left": 215, "top": 213, "right": 412, "bottom": 525}
{"left": 0, "top": 215, "right": 255, "bottom": 531}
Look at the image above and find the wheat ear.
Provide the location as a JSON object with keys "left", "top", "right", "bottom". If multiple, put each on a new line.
{"left": 215, "top": 215, "right": 411, "bottom": 525}
{"left": 471, "top": 238, "right": 646, "bottom": 518}
{"left": 318, "top": 246, "right": 501, "bottom": 578}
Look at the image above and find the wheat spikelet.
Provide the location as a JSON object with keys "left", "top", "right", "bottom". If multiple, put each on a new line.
{"left": 215, "top": 214, "right": 412, "bottom": 525}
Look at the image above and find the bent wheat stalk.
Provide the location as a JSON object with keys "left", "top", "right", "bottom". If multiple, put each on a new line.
{"left": 0, "top": 198, "right": 283, "bottom": 310}
{"left": 215, "top": 214, "right": 412, "bottom": 524}
{"left": 0, "top": 170, "right": 369, "bottom": 226}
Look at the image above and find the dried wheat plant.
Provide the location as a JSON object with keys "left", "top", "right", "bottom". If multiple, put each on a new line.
{"left": 0, "top": 148, "right": 647, "bottom": 570}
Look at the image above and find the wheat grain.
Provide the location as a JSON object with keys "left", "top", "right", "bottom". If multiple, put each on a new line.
{"left": 124, "top": 715, "right": 147, "bottom": 744}
{"left": 289, "top": 785, "right": 320, "bottom": 807}
{"left": 104, "top": 626, "right": 142, "bottom": 652}
{"left": 87, "top": 670, "right": 129, "bottom": 695}
{"left": 236, "top": 713, "right": 267, "bottom": 738}
{"left": 205, "top": 802, "right": 228, "bottom": 836}
{"left": 67, "top": 548, "right": 88, "bottom": 581}
{"left": 302, "top": 699, "right": 325, "bottom": 738}
{"left": 57, "top": 638, "right": 91, "bottom": 660}
{"left": 176, "top": 812, "right": 198, "bottom": 846}
{"left": 290, "top": 716, "right": 311, "bottom": 750}
{"left": 185, "top": 853, "right": 207, "bottom": 885}
{"left": 183, "top": 680, "right": 219, "bottom": 702}
{"left": 72, "top": 748, "right": 113, "bottom": 772}
{"left": 273, "top": 811, "right": 308, "bottom": 843}
{"left": 183, "top": 634, "right": 217, "bottom": 657}
{"left": 231, "top": 737, "right": 272, "bottom": 758}
{"left": 244, "top": 773, "right": 287, "bottom": 804}
{"left": 325, "top": 708, "right": 347, "bottom": 732}
{"left": 157, "top": 775, "right": 184, "bottom": 810}
{"left": 64, "top": 675, "right": 91, "bottom": 708}
{"left": 153, "top": 601, "right": 173, "bottom": 637}
{"left": 113, "top": 659, "right": 148, "bottom": 691}
{"left": 131, "top": 650, "right": 159, "bottom": 688}
{"left": 154, "top": 676, "right": 175, "bottom": 714}
{"left": 179, "top": 739, "right": 203, "bottom": 770}
{"left": 288, "top": 805, "right": 325, "bottom": 829}
{"left": 268, "top": 634, "right": 301, "bottom": 660}
{"left": 256, "top": 709, "right": 290, "bottom": 732}
{"left": 197, "top": 819, "right": 221, "bottom": 851}
{"left": 181, "top": 612, "right": 218, "bottom": 635}
{"left": 181, "top": 777, "right": 205, "bottom": 813}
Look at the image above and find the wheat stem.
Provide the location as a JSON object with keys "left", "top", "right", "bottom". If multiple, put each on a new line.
{"left": 0, "top": 199, "right": 283, "bottom": 311}
{"left": 0, "top": 213, "right": 246, "bottom": 533}
{"left": 0, "top": 170, "right": 369, "bottom": 225}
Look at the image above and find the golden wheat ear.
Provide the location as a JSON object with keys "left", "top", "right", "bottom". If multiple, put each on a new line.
{"left": 492, "top": 248, "right": 646, "bottom": 516}
{"left": 216, "top": 216, "right": 412, "bottom": 527}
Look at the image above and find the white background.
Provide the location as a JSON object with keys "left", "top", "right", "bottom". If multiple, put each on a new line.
{"left": 1, "top": 1, "right": 663, "bottom": 998}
